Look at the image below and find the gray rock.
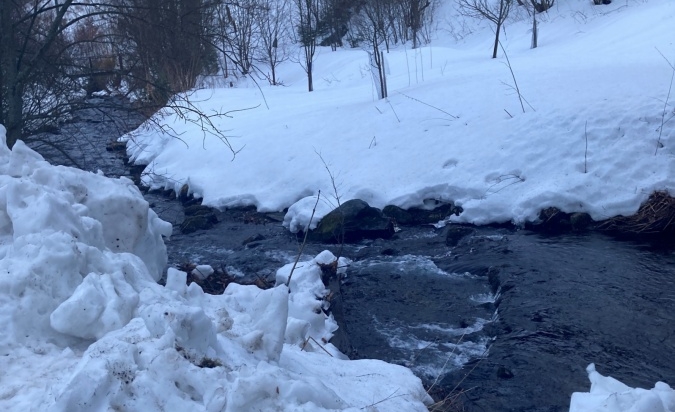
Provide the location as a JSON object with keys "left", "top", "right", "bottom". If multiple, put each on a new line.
{"left": 309, "top": 199, "right": 394, "bottom": 243}
{"left": 383, "top": 203, "right": 462, "bottom": 225}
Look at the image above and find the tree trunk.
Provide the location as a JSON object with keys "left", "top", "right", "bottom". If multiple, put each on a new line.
{"left": 531, "top": 13, "right": 538, "bottom": 49}
{"left": 492, "top": 22, "right": 502, "bottom": 59}
{"left": 4, "top": 85, "right": 23, "bottom": 149}
{"left": 0, "top": 4, "right": 21, "bottom": 148}
{"left": 307, "top": 61, "right": 314, "bottom": 92}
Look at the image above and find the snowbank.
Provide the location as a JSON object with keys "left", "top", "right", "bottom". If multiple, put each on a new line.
{"left": 123, "top": 0, "right": 675, "bottom": 231}
{"left": 570, "top": 364, "right": 675, "bottom": 412}
{"left": 0, "top": 124, "right": 431, "bottom": 411}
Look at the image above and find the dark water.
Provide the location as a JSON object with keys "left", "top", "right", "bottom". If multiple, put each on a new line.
{"left": 28, "top": 98, "right": 675, "bottom": 412}
{"left": 447, "top": 233, "right": 675, "bottom": 411}
{"left": 344, "top": 228, "right": 675, "bottom": 411}
{"left": 27, "top": 96, "right": 144, "bottom": 176}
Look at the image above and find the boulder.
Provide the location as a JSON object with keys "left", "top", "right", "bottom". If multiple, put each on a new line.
{"left": 383, "top": 203, "right": 462, "bottom": 225}
{"left": 309, "top": 199, "right": 394, "bottom": 243}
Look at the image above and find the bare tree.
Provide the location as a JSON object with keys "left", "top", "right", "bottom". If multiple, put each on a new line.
{"left": 1, "top": 0, "right": 227, "bottom": 153}
{"left": 320, "top": 0, "right": 360, "bottom": 50}
{"left": 0, "top": 0, "right": 97, "bottom": 147}
{"left": 459, "top": 0, "right": 513, "bottom": 58}
{"left": 256, "top": 0, "right": 291, "bottom": 85}
{"left": 212, "top": 0, "right": 261, "bottom": 77}
{"left": 526, "top": 0, "right": 554, "bottom": 49}
{"left": 353, "top": 0, "right": 389, "bottom": 98}
{"left": 116, "top": 0, "right": 218, "bottom": 100}
{"left": 350, "top": 0, "right": 437, "bottom": 50}
{"left": 293, "top": 0, "right": 322, "bottom": 92}
{"left": 405, "top": 0, "right": 432, "bottom": 49}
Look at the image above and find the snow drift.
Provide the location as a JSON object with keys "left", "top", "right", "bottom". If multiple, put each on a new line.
{"left": 0, "top": 125, "right": 431, "bottom": 411}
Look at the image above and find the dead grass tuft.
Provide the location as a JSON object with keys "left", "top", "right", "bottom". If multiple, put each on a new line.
{"left": 599, "top": 191, "right": 675, "bottom": 237}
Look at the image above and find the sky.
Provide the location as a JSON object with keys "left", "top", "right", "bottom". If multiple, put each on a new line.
{"left": 1, "top": 0, "right": 674, "bottom": 410}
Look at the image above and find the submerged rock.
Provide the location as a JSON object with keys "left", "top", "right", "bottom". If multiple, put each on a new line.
{"left": 444, "top": 225, "right": 475, "bottom": 247}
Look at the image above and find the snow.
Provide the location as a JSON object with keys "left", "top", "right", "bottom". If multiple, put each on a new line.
{"left": 123, "top": 0, "right": 675, "bottom": 232}
{"left": 192, "top": 264, "right": 215, "bottom": 280}
{"left": 570, "top": 364, "right": 675, "bottom": 412}
{"left": 0, "top": 125, "right": 431, "bottom": 411}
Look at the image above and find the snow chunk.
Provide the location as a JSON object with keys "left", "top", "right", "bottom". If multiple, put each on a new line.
{"left": 50, "top": 271, "right": 139, "bottom": 340}
{"left": 276, "top": 250, "right": 350, "bottom": 349}
{"left": 283, "top": 195, "right": 334, "bottom": 233}
{"left": 192, "top": 264, "right": 214, "bottom": 280}
{"left": 570, "top": 364, "right": 675, "bottom": 412}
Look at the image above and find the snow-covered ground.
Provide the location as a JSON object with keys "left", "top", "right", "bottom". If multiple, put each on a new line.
{"left": 0, "top": 126, "right": 431, "bottom": 411}
{"left": 125, "top": 0, "right": 675, "bottom": 231}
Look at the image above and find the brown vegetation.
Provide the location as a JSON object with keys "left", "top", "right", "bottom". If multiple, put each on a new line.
{"left": 178, "top": 262, "right": 273, "bottom": 295}
{"left": 598, "top": 191, "right": 675, "bottom": 238}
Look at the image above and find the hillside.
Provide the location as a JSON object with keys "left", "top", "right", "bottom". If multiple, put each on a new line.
{"left": 125, "top": 0, "right": 674, "bottom": 230}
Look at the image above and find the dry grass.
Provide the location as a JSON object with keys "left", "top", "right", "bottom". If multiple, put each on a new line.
{"left": 427, "top": 388, "right": 471, "bottom": 412}
{"left": 598, "top": 191, "right": 675, "bottom": 237}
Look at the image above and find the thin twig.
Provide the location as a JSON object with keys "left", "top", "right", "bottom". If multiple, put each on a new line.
{"left": 655, "top": 48, "right": 674, "bottom": 155}
{"left": 396, "top": 92, "right": 458, "bottom": 119}
{"left": 286, "top": 191, "right": 321, "bottom": 289}
{"left": 584, "top": 120, "right": 589, "bottom": 173}
{"left": 655, "top": 47, "right": 675, "bottom": 71}
{"left": 446, "top": 346, "right": 490, "bottom": 403}
{"left": 301, "top": 336, "right": 334, "bottom": 357}
{"left": 315, "top": 150, "right": 345, "bottom": 258}
{"left": 248, "top": 74, "right": 270, "bottom": 110}
{"left": 426, "top": 333, "right": 467, "bottom": 395}
{"left": 387, "top": 99, "right": 401, "bottom": 123}
{"left": 360, "top": 388, "right": 402, "bottom": 410}
{"left": 485, "top": 174, "right": 525, "bottom": 196}
{"left": 498, "top": 41, "right": 528, "bottom": 113}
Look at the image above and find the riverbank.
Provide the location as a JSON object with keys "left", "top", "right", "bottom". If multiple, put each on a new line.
{"left": 122, "top": 0, "right": 675, "bottom": 238}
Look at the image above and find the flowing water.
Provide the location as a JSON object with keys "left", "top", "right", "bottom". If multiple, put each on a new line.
{"left": 28, "top": 98, "right": 675, "bottom": 411}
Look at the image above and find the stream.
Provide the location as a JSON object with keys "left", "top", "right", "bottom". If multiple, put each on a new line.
{"left": 28, "top": 98, "right": 675, "bottom": 412}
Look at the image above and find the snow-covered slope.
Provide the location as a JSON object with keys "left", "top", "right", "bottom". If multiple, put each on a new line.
{"left": 124, "top": 0, "right": 674, "bottom": 229}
